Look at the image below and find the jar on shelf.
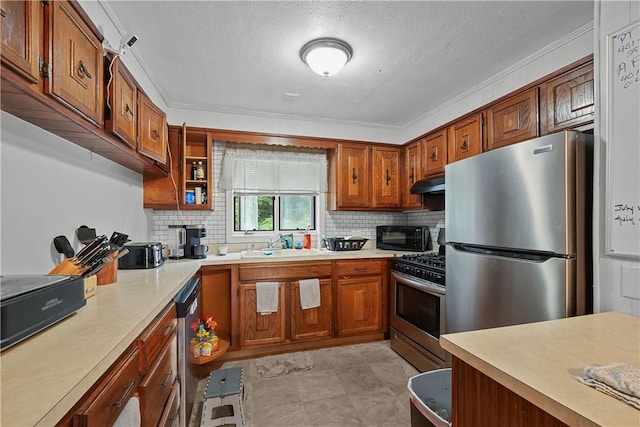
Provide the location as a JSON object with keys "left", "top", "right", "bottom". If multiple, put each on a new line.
{"left": 196, "top": 161, "right": 205, "bottom": 180}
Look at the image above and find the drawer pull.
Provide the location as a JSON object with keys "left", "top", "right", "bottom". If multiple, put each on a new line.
{"left": 163, "top": 324, "right": 173, "bottom": 337}
{"left": 355, "top": 267, "right": 368, "bottom": 272}
{"left": 163, "top": 370, "right": 173, "bottom": 387}
{"left": 77, "top": 60, "right": 93, "bottom": 79}
{"left": 113, "top": 380, "right": 135, "bottom": 408}
{"left": 352, "top": 167, "right": 358, "bottom": 184}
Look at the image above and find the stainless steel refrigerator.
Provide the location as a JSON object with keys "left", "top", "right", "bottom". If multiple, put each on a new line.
{"left": 445, "top": 131, "right": 593, "bottom": 334}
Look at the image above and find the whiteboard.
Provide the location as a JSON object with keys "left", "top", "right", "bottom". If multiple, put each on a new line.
{"left": 606, "top": 21, "right": 640, "bottom": 257}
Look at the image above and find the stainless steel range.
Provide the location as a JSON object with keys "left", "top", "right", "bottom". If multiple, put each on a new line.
{"left": 390, "top": 253, "right": 450, "bottom": 371}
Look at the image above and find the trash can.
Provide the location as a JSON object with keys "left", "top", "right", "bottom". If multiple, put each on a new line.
{"left": 407, "top": 368, "right": 452, "bottom": 427}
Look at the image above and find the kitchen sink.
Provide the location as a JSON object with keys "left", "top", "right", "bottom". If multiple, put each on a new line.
{"left": 240, "top": 248, "right": 328, "bottom": 259}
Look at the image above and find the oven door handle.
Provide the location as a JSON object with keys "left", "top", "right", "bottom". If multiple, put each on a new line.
{"left": 391, "top": 271, "right": 446, "bottom": 296}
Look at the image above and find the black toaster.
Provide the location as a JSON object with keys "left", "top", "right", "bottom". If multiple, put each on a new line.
{"left": 118, "top": 242, "right": 164, "bottom": 269}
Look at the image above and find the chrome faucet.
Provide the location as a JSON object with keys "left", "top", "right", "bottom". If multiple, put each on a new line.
{"left": 267, "top": 235, "right": 280, "bottom": 249}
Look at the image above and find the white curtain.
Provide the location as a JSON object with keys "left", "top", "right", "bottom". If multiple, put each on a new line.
{"left": 219, "top": 145, "right": 328, "bottom": 192}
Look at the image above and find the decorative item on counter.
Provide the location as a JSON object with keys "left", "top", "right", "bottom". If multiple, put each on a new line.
{"left": 190, "top": 314, "right": 218, "bottom": 358}
{"left": 196, "top": 161, "right": 205, "bottom": 180}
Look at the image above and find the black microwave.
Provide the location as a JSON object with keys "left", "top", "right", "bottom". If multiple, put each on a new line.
{"left": 376, "top": 226, "right": 432, "bottom": 252}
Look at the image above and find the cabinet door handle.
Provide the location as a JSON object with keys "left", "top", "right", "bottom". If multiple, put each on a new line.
{"left": 152, "top": 129, "right": 160, "bottom": 139}
{"left": 162, "top": 324, "right": 173, "bottom": 337}
{"left": 0, "top": 8, "right": 6, "bottom": 17}
{"left": 113, "top": 380, "right": 135, "bottom": 408}
{"left": 163, "top": 370, "right": 173, "bottom": 386}
{"left": 430, "top": 148, "right": 438, "bottom": 161}
{"left": 409, "top": 166, "right": 414, "bottom": 183}
{"left": 125, "top": 103, "right": 134, "bottom": 116}
{"left": 77, "top": 60, "right": 93, "bottom": 79}
{"left": 385, "top": 169, "right": 391, "bottom": 185}
{"left": 352, "top": 167, "right": 358, "bottom": 184}
{"left": 460, "top": 137, "right": 469, "bottom": 151}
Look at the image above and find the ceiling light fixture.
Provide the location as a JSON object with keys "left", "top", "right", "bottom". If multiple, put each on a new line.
{"left": 300, "top": 38, "right": 353, "bottom": 77}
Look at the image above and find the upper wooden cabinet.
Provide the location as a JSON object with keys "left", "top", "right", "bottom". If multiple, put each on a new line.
{"left": 403, "top": 141, "right": 423, "bottom": 209}
{"left": 486, "top": 88, "right": 538, "bottom": 151}
{"left": 330, "top": 143, "right": 371, "bottom": 209}
{"left": 447, "top": 113, "right": 483, "bottom": 163}
{"left": 137, "top": 90, "right": 167, "bottom": 164}
{"left": 422, "top": 129, "right": 447, "bottom": 177}
{"left": 45, "top": 0, "right": 104, "bottom": 126}
{"left": 540, "top": 60, "right": 594, "bottom": 135}
{"left": 372, "top": 146, "right": 401, "bottom": 209}
{"left": 0, "top": 0, "right": 40, "bottom": 83}
{"left": 105, "top": 56, "right": 137, "bottom": 149}
{"left": 143, "top": 125, "right": 213, "bottom": 210}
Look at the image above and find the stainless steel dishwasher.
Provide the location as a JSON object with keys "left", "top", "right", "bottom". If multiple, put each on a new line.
{"left": 174, "top": 277, "right": 201, "bottom": 426}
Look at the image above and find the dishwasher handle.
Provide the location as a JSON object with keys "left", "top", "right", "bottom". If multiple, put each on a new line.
{"left": 174, "top": 277, "right": 201, "bottom": 318}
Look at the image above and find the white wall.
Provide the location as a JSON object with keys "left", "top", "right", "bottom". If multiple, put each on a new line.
{"left": 0, "top": 112, "right": 151, "bottom": 274}
{"left": 594, "top": 0, "right": 640, "bottom": 316}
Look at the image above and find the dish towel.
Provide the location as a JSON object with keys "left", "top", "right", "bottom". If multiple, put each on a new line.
{"left": 299, "top": 278, "right": 320, "bottom": 310}
{"left": 256, "top": 282, "right": 279, "bottom": 315}
{"left": 575, "top": 362, "right": 640, "bottom": 410}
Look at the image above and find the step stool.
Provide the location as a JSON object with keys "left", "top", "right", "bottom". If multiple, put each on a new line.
{"left": 200, "top": 367, "right": 244, "bottom": 427}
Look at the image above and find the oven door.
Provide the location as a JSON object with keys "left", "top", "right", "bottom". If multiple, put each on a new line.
{"left": 391, "top": 271, "right": 448, "bottom": 361}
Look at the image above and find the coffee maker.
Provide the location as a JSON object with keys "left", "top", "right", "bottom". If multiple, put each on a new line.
{"left": 185, "top": 224, "right": 208, "bottom": 259}
{"left": 167, "top": 225, "right": 186, "bottom": 259}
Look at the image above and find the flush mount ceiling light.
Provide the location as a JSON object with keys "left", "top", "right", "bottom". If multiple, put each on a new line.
{"left": 300, "top": 38, "right": 353, "bottom": 77}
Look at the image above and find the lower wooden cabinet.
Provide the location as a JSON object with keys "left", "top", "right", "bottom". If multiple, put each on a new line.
{"left": 238, "top": 282, "right": 287, "bottom": 347}
{"left": 71, "top": 346, "right": 141, "bottom": 427}
{"left": 157, "top": 381, "right": 180, "bottom": 427}
{"left": 139, "top": 333, "right": 178, "bottom": 427}
{"left": 336, "top": 260, "right": 383, "bottom": 336}
{"left": 290, "top": 279, "right": 333, "bottom": 341}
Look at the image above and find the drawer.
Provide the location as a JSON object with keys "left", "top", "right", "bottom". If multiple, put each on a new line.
{"left": 138, "top": 303, "right": 177, "bottom": 374}
{"left": 73, "top": 346, "right": 141, "bottom": 426}
{"left": 239, "top": 261, "right": 332, "bottom": 282}
{"left": 337, "top": 259, "right": 383, "bottom": 277}
{"left": 139, "top": 333, "right": 178, "bottom": 427}
{"left": 157, "top": 380, "right": 180, "bottom": 427}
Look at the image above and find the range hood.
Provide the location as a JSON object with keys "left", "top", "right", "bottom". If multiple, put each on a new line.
{"left": 410, "top": 176, "right": 445, "bottom": 195}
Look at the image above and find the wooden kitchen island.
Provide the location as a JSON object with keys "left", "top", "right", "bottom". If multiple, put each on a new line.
{"left": 440, "top": 311, "right": 640, "bottom": 427}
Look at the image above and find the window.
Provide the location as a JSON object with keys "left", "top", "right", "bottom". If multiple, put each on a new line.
{"left": 233, "top": 193, "right": 316, "bottom": 233}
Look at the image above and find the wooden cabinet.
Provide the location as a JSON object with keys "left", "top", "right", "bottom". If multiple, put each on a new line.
{"left": 238, "top": 282, "right": 287, "bottom": 347}
{"left": 45, "top": 0, "right": 104, "bottom": 126}
{"left": 238, "top": 262, "right": 333, "bottom": 348}
{"left": 403, "top": 141, "right": 422, "bottom": 209}
{"left": 137, "top": 303, "right": 177, "bottom": 375}
{"left": 105, "top": 56, "right": 137, "bottom": 148}
{"left": 332, "top": 143, "right": 371, "bottom": 209}
{"left": 290, "top": 278, "right": 333, "bottom": 341}
{"left": 447, "top": 113, "right": 483, "bottom": 163}
{"left": 139, "top": 334, "right": 178, "bottom": 427}
{"left": 329, "top": 143, "right": 401, "bottom": 210}
{"left": 335, "top": 260, "right": 383, "bottom": 336}
{"left": 0, "top": 0, "right": 40, "bottom": 83}
{"left": 71, "top": 346, "right": 141, "bottom": 427}
{"left": 372, "top": 146, "right": 401, "bottom": 209}
{"left": 157, "top": 382, "right": 180, "bottom": 427}
{"left": 422, "top": 129, "right": 447, "bottom": 177}
{"left": 486, "top": 88, "right": 538, "bottom": 151}
{"left": 143, "top": 125, "right": 213, "bottom": 209}
{"left": 540, "top": 60, "right": 594, "bottom": 135}
{"left": 137, "top": 90, "right": 167, "bottom": 164}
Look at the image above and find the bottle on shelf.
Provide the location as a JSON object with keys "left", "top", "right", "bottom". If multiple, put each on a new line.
{"left": 191, "top": 162, "right": 197, "bottom": 180}
{"left": 196, "top": 161, "right": 205, "bottom": 180}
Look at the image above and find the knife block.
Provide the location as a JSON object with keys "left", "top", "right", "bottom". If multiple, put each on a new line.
{"left": 96, "top": 261, "right": 117, "bottom": 285}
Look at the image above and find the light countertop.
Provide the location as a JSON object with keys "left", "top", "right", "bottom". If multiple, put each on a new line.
{"left": 0, "top": 249, "right": 400, "bottom": 426}
{"left": 440, "top": 311, "right": 640, "bottom": 427}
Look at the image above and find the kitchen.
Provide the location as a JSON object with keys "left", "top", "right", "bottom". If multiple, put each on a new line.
{"left": 2, "top": 1, "right": 639, "bottom": 426}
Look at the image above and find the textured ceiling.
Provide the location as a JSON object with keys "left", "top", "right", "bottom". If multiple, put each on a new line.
{"left": 102, "top": 1, "right": 593, "bottom": 130}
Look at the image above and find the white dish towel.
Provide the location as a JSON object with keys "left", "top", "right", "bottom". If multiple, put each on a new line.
{"left": 299, "top": 278, "right": 320, "bottom": 310}
{"left": 256, "top": 282, "right": 279, "bottom": 315}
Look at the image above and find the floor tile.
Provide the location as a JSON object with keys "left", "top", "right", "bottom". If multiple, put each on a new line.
{"left": 302, "top": 395, "right": 366, "bottom": 427}
{"left": 251, "top": 375, "right": 301, "bottom": 413}
{"left": 348, "top": 387, "right": 408, "bottom": 426}
{"left": 252, "top": 401, "right": 311, "bottom": 427}
{"left": 334, "top": 363, "right": 385, "bottom": 394}
{"left": 295, "top": 369, "right": 348, "bottom": 402}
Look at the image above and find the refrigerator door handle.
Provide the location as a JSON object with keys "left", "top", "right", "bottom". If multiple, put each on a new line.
{"left": 449, "top": 243, "right": 572, "bottom": 261}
